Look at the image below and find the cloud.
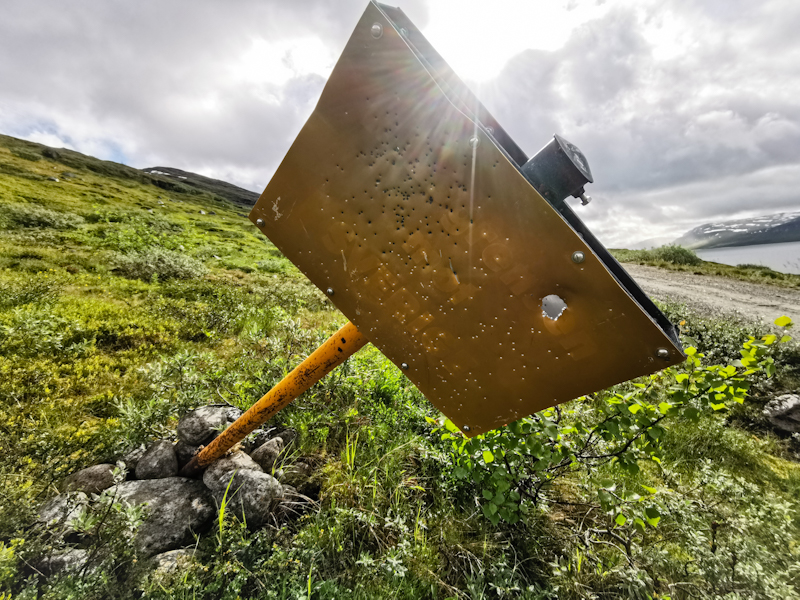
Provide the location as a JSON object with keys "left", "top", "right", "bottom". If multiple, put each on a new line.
{"left": 0, "top": 0, "right": 797, "bottom": 247}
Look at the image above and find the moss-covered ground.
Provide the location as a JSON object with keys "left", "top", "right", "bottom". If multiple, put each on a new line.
{"left": 1, "top": 135, "right": 799, "bottom": 599}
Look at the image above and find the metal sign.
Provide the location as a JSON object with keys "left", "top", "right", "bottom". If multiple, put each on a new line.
{"left": 250, "top": 1, "right": 684, "bottom": 436}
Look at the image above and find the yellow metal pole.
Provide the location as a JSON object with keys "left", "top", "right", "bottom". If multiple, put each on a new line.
{"left": 181, "top": 321, "right": 368, "bottom": 476}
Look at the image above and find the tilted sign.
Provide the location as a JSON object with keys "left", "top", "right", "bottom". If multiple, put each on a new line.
{"left": 249, "top": 1, "right": 684, "bottom": 436}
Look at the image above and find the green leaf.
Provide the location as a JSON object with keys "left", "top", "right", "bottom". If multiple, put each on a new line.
{"left": 628, "top": 404, "right": 642, "bottom": 414}
{"left": 634, "top": 518, "right": 646, "bottom": 533}
{"left": 482, "top": 489, "right": 494, "bottom": 500}
{"left": 492, "top": 492, "right": 505, "bottom": 505}
{"left": 645, "top": 506, "right": 661, "bottom": 527}
{"left": 453, "top": 466, "right": 468, "bottom": 479}
{"left": 774, "top": 315, "right": 792, "bottom": 328}
{"left": 781, "top": 335, "right": 792, "bottom": 343}
{"left": 641, "top": 484, "right": 657, "bottom": 494}
{"left": 685, "top": 346, "right": 697, "bottom": 356}
{"left": 615, "top": 513, "right": 627, "bottom": 526}
{"left": 658, "top": 402, "right": 673, "bottom": 415}
{"left": 710, "top": 402, "right": 727, "bottom": 411}
{"left": 482, "top": 450, "right": 494, "bottom": 464}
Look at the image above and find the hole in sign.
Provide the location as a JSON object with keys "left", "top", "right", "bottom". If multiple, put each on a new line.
{"left": 542, "top": 294, "right": 567, "bottom": 321}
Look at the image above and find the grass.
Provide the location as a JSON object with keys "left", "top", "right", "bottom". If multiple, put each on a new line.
{"left": 612, "top": 245, "right": 800, "bottom": 289}
{"left": 0, "top": 134, "right": 799, "bottom": 599}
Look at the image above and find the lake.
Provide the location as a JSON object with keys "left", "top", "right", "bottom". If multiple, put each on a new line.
{"left": 695, "top": 241, "right": 800, "bottom": 275}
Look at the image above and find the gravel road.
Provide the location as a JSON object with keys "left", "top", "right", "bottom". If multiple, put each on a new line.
{"left": 624, "top": 264, "right": 800, "bottom": 325}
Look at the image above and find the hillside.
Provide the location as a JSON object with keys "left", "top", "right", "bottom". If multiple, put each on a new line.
{"left": 673, "top": 212, "right": 800, "bottom": 249}
{"left": 1, "top": 134, "right": 800, "bottom": 599}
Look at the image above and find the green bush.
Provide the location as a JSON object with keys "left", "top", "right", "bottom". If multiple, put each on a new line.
{"left": 651, "top": 244, "right": 703, "bottom": 265}
{"left": 1, "top": 203, "right": 84, "bottom": 229}
{"left": 114, "top": 247, "right": 206, "bottom": 281}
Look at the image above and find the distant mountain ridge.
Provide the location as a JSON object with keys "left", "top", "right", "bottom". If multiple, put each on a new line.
{"left": 0, "top": 134, "right": 258, "bottom": 209}
{"left": 673, "top": 212, "right": 800, "bottom": 249}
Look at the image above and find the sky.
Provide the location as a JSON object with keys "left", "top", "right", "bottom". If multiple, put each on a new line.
{"left": 1, "top": 0, "right": 799, "bottom": 248}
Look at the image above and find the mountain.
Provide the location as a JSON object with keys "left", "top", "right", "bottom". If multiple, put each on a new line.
{"left": 673, "top": 212, "right": 800, "bottom": 249}
{"left": 0, "top": 134, "right": 258, "bottom": 208}
{"left": 142, "top": 166, "right": 258, "bottom": 208}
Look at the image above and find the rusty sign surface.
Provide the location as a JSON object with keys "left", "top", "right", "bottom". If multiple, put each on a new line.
{"left": 250, "top": 1, "right": 684, "bottom": 436}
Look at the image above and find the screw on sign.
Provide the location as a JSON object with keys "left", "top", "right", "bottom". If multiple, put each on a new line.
{"left": 181, "top": 1, "right": 684, "bottom": 476}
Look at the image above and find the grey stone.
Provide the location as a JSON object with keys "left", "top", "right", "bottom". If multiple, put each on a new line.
{"left": 213, "top": 470, "right": 283, "bottom": 529}
{"left": 276, "top": 428, "right": 298, "bottom": 451}
{"left": 177, "top": 406, "right": 235, "bottom": 445}
{"left": 242, "top": 428, "right": 272, "bottom": 452}
{"left": 150, "top": 548, "right": 200, "bottom": 575}
{"left": 62, "top": 464, "right": 116, "bottom": 494}
{"left": 46, "top": 176, "right": 59, "bottom": 182}
{"left": 136, "top": 440, "right": 178, "bottom": 480}
{"left": 114, "top": 477, "right": 214, "bottom": 557}
{"left": 250, "top": 438, "right": 284, "bottom": 473}
{"left": 280, "top": 460, "right": 314, "bottom": 488}
{"left": 36, "top": 548, "right": 92, "bottom": 577}
{"left": 203, "top": 451, "right": 262, "bottom": 492}
{"left": 275, "top": 485, "right": 313, "bottom": 522}
{"left": 38, "top": 492, "right": 88, "bottom": 533}
{"left": 175, "top": 439, "right": 199, "bottom": 468}
{"left": 120, "top": 445, "right": 146, "bottom": 473}
{"left": 764, "top": 394, "right": 800, "bottom": 432}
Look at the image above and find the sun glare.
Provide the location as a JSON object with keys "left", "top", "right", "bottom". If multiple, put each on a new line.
{"left": 230, "top": 36, "right": 336, "bottom": 88}
{"left": 421, "top": 0, "right": 607, "bottom": 83}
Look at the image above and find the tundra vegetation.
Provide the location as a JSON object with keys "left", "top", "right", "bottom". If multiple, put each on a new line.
{"left": 1, "top": 134, "right": 799, "bottom": 599}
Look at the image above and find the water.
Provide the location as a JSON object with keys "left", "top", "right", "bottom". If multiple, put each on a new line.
{"left": 695, "top": 241, "right": 800, "bottom": 274}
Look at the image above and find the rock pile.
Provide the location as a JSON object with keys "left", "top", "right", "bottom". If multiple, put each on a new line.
{"left": 35, "top": 404, "right": 317, "bottom": 576}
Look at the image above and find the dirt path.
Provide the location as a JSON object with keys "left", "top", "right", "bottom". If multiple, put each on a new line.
{"left": 624, "top": 264, "right": 800, "bottom": 325}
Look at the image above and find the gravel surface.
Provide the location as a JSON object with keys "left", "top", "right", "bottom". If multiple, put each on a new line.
{"left": 625, "top": 264, "right": 800, "bottom": 325}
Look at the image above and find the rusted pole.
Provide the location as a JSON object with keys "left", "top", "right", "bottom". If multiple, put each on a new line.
{"left": 180, "top": 321, "right": 368, "bottom": 476}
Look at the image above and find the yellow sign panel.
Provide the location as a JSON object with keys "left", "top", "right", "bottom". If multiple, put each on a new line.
{"left": 250, "top": 2, "right": 683, "bottom": 436}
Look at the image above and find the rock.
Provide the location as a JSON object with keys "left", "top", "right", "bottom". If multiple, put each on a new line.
{"left": 120, "top": 444, "right": 146, "bottom": 473}
{"left": 114, "top": 478, "right": 214, "bottom": 557}
{"left": 177, "top": 405, "right": 238, "bottom": 446}
{"left": 280, "top": 460, "right": 314, "bottom": 488}
{"left": 175, "top": 439, "right": 199, "bottom": 468}
{"left": 250, "top": 438, "right": 284, "bottom": 472}
{"left": 199, "top": 210, "right": 206, "bottom": 215}
{"left": 46, "top": 176, "right": 59, "bottom": 182}
{"left": 60, "top": 172, "right": 77, "bottom": 179}
{"left": 203, "top": 451, "right": 262, "bottom": 492}
{"left": 242, "top": 428, "right": 278, "bottom": 452}
{"left": 275, "top": 485, "right": 313, "bottom": 522}
{"left": 213, "top": 470, "right": 283, "bottom": 529}
{"left": 275, "top": 428, "right": 298, "bottom": 451}
{"left": 150, "top": 548, "right": 200, "bottom": 575}
{"left": 764, "top": 394, "right": 800, "bottom": 432}
{"left": 36, "top": 548, "right": 92, "bottom": 577}
{"left": 38, "top": 492, "right": 88, "bottom": 533}
{"left": 136, "top": 440, "right": 178, "bottom": 480}
{"left": 62, "top": 464, "right": 117, "bottom": 494}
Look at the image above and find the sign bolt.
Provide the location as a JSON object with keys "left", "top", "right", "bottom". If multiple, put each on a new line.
{"left": 371, "top": 23, "right": 383, "bottom": 38}
{"left": 656, "top": 348, "right": 670, "bottom": 359}
{"left": 571, "top": 251, "right": 585, "bottom": 263}
{"left": 401, "top": 362, "right": 409, "bottom": 370}
{"left": 326, "top": 288, "right": 335, "bottom": 296}
{"left": 256, "top": 218, "right": 264, "bottom": 226}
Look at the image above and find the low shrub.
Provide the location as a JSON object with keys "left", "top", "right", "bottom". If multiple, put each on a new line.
{"left": 114, "top": 247, "right": 206, "bottom": 281}
{"left": 1, "top": 203, "right": 84, "bottom": 230}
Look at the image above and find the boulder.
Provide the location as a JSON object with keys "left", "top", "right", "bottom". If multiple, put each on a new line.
{"left": 280, "top": 460, "right": 314, "bottom": 488}
{"left": 174, "top": 439, "right": 199, "bottom": 468}
{"left": 62, "top": 464, "right": 116, "bottom": 494}
{"left": 177, "top": 405, "right": 240, "bottom": 446}
{"left": 150, "top": 548, "right": 200, "bottom": 575}
{"left": 275, "top": 428, "right": 298, "bottom": 451}
{"left": 136, "top": 440, "right": 178, "bottom": 480}
{"left": 120, "top": 445, "right": 146, "bottom": 474}
{"left": 37, "top": 492, "right": 88, "bottom": 533}
{"left": 213, "top": 470, "right": 283, "bottom": 529}
{"left": 202, "top": 451, "right": 262, "bottom": 492}
{"left": 250, "top": 437, "right": 284, "bottom": 472}
{"left": 114, "top": 478, "right": 214, "bottom": 557}
{"left": 36, "top": 548, "right": 92, "bottom": 577}
{"left": 274, "top": 485, "right": 313, "bottom": 522}
{"left": 763, "top": 394, "right": 800, "bottom": 432}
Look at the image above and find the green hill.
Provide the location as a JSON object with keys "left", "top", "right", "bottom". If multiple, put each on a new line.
{"left": 1, "top": 134, "right": 799, "bottom": 599}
